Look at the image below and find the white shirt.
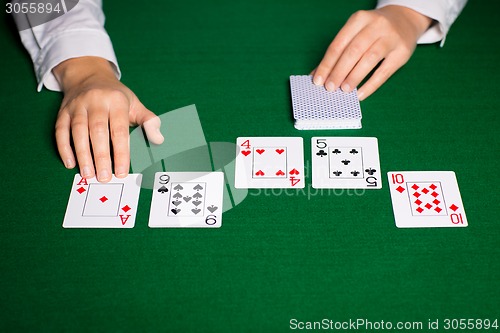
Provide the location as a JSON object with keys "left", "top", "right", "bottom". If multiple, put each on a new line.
{"left": 376, "top": 0, "right": 468, "bottom": 45}
{"left": 17, "top": 0, "right": 119, "bottom": 92}
{"left": 16, "top": 0, "right": 467, "bottom": 92}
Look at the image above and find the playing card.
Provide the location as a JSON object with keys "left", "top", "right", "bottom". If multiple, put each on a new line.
{"left": 234, "top": 137, "right": 304, "bottom": 188}
{"left": 290, "top": 75, "right": 362, "bottom": 130}
{"left": 149, "top": 172, "right": 224, "bottom": 228}
{"left": 63, "top": 174, "right": 142, "bottom": 228}
{"left": 388, "top": 171, "right": 468, "bottom": 228}
{"left": 312, "top": 137, "right": 381, "bottom": 189}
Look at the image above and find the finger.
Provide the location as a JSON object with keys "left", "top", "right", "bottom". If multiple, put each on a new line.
{"left": 109, "top": 107, "right": 130, "bottom": 178}
{"left": 71, "top": 109, "right": 95, "bottom": 179}
{"left": 133, "top": 101, "right": 164, "bottom": 145}
{"left": 143, "top": 116, "right": 164, "bottom": 145}
{"left": 88, "top": 107, "right": 112, "bottom": 183}
{"left": 54, "top": 110, "right": 76, "bottom": 169}
{"left": 325, "top": 25, "right": 379, "bottom": 92}
{"left": 313, "top": 10, "right": 373, "bottom": 87}
{"left": 341, "top": 38, "right": 389, "bottom": 94}
{"left": 357, "top": 53, "right": 405, "bottom": 101}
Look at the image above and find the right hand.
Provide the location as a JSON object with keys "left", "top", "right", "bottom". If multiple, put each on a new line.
{"left": 53, "top": 56, "right": 164, "bottom": 182}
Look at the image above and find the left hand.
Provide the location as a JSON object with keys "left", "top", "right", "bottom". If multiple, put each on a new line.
{"left": 312, "top": 5, "right": 432, "bottom": 100}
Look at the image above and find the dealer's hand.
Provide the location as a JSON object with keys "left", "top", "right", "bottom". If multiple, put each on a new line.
{"left": 53, "top": 56, "right": 164, "bottom": 182}
{"left": 312, "top": 5, "right": 432, "bottom": 100}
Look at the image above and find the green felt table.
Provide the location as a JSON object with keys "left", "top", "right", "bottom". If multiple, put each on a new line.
{"left": 1, "top": 0, "right": 499, "bottom": 332}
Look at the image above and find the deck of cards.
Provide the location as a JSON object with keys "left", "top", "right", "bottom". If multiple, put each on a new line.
{"left": 60, "top": 77, "right": 469, "bottom": 230}
{"left": 290, "top": 75, "right": 362, "bottom": 130}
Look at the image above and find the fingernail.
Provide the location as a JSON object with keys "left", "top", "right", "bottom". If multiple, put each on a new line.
{"left": 313, "top": 75, "right": 323, "bottom": 85}
{"left": 82, "top": 166, "right": 92, "bottom": 178}
{"left": 115, "top": 167, "right": 127, "bottom": 177}
{"left": 357, "top": 90, "right": 365, "bottom": 100}
{"left": 65, "top": 159, "right": 75, "bottom": 169}
{"left": 154, "top": 129, "right": 165, "bottom": 144}
{"left": 99, "top": 170, "right": 110, "bottom": 181}
{"left": 326, "top": 82, "right": 336, "bottom": 91}
{"left": 341, "top": 83, "right": 351, "bottom": 92}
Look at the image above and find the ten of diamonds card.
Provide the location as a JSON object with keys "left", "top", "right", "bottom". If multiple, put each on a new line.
{"left": 388, "top": 171, "right": 468, "bottom": 228}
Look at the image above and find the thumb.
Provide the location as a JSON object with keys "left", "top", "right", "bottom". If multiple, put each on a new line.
{"left": 133, "top": 101, "right": 164, "bottom": 145}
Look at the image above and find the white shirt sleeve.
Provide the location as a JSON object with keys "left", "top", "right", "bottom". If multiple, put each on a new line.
{"left": 15, "top": 0, "right": 120, "bottom": 92}
{"left": 376, "top": 0, "right": 468, "bottom": 46}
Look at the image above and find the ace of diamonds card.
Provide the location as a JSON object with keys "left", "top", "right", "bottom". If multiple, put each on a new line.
{"left": 63, "top": 174, "right": 142, "bottom": 228}
{"left": 388, "top": 171, "right": 468, "bottom": 228}
{"left": 234, "top": 137, "right": 304, "bottom": 189}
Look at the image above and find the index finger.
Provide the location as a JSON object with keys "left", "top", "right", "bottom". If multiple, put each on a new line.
{"left": 313, "top": 10, "right": 373, "bottom": 87}
{"left": 88, "top": 107, "right": 112, "bottom": 183}
{"left": 109, "top": 107, "right": 131, "bottom": 178}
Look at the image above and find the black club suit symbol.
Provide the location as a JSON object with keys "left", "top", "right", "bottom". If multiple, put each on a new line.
{"left": 365, "top": 168, "right": 377, "bottom": 175}
{"left": 316, "top": 150, "right": 327, "bottom": 157}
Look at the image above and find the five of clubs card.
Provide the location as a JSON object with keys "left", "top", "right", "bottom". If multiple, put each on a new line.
{"left": 388, "top": 171, "right": 468, "bottom": 228}
{"left": 235, "top": 137, "right": 304, "bottom": 189}
{"left": 312, "top": 137, "right": 381, "bottom": 189}
{"left": 63, "top": 174, "right": 142, "bottom": 228}
{"left": 149, "top": 172, "right": 224, "bottom": 228}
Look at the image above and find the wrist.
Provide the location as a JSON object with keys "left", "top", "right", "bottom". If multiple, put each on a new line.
{"left": 378, "top": 5, "right": 433, "bottom": 38}
{"left": 53, "top": 56, "right": 118, "bottom": 92}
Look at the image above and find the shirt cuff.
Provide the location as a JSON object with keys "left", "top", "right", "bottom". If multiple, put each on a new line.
{"left": 34, "top": 30, "right": 121, "bottom": 92}
{"left": 376, "top": 0, "right": 448, "bottom": 46}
